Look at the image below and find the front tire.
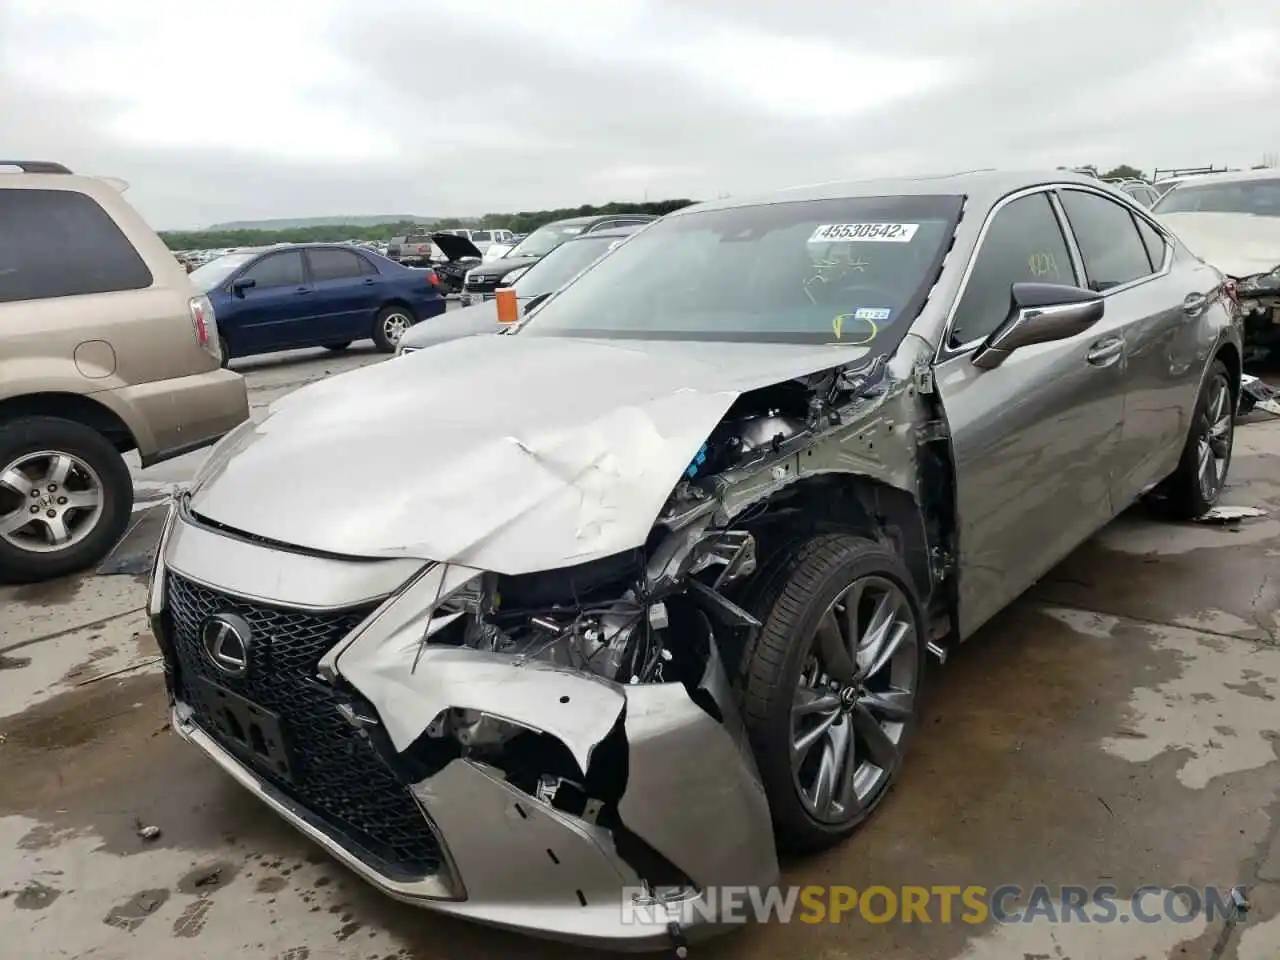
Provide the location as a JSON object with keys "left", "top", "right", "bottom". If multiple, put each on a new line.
{"left": 0, "top": 417, "right": 133, "bottom": 584}
{"left": 1159, "top": 359, "right": 1234, "bottom": 520}
{"left": 372, "top": 306, "right": 414, "bottom": 353}
{"left": 740, "top": 533, "right": 925, "bottom": 853}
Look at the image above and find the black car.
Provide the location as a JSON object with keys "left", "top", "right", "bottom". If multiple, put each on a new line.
{"left": 458, "top": 213, "right": 656, "bottom": 305}
{"left": 424, "top": 232, "right": 484, "bottom": 294}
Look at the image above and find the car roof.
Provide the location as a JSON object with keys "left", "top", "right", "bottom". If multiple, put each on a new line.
{"left": 564, "top": 227, "right": 640, "bottom": 241}
{"left": 1159, "top": 168, "right": 1278, "bottom": 188}
{"left": 550, "top": 213, "right": 657, "bottom": 227}
{"left": 672, "top": 169, "right": 1106, "bottom": 216}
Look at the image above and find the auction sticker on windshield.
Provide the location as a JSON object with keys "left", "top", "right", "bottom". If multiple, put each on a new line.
{"left": 809, "top": 223, "right": 919, "bottom": 243}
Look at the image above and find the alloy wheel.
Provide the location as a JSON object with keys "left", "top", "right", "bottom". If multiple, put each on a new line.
{"left": 382, "top": 311, "right": 412, "bottom": 345}
{"left": 790, "top": 575, "right": 919, "bottom": 824}
{"left": 0, "top": 450, "right": 105, "bottom": 553}
{"left": 1197, "top": 372, "right": 1232, "bottom": 503}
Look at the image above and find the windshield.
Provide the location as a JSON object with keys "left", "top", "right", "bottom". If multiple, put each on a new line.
{"left": 513, "top": 234, "right": 627, "bottom": 296}
{"left": 471, "top": 231, "right": 493, "bottom": 242}
{"left": 506, "top": 222, "right": 588, "bottom": 259}
{"left": 189, "top": 253, "right": 255, "bottom": 292}
{"left": 518, "top": 195, "right": 962, "bottom": 345}
{"left": 1153, "top": 178, "right": 1280, "bottom": 217}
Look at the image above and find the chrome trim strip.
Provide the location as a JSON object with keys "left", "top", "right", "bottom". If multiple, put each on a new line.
{"left": 164, "top": 513, "right": 425, "bottom": 611}
{"left": 938, "top": 182, "right": 1176, "bottom": 360}
{"left": 173, "top": 706, "right": 462, "bottom": 901}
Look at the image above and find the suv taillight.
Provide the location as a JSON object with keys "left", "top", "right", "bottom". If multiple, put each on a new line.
{"left": 188, "top": 295, "right": 220, "bottom": 359}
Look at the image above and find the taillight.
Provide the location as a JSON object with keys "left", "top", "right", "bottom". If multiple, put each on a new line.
{"left": 188, "top": 295, "right": 220, "bottom": 359}
{"left": 425, "top": 269, "right": 440, "bottom": 287}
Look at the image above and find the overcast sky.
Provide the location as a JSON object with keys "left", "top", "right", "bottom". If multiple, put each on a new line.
{"left": 2, "top": 0, "right": 1277, "bottom": 230}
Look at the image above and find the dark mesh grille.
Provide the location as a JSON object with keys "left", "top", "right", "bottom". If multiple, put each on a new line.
{"left": 166, "top": 571, "right": 442, "bottom": 877}
{"left": 465, "top": 274, "right": 499, "bottom": 292}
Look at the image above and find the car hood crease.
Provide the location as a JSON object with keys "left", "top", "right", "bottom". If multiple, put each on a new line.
{"left": 187, "top": 335, "right": 867, "bottom": 573}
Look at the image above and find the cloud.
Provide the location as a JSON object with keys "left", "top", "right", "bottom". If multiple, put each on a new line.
{"left": 2, "top": 0, "right": 1277, "bottom": 229}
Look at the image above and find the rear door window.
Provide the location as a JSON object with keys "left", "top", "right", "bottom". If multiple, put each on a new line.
{"left": 1058, "top": 189, "right": 1155, "bottom": 291}
{"left": 0, "top": 189, "right": 154, "bottom": 303}
{"left": 306, "top": 248, "right": 366, "bottom": 282}
{"left": 241, "top": 251, "right": 305, "bottom": 288}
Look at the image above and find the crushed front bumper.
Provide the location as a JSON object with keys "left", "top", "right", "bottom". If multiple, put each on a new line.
{"left": 151, "top": 505, "right": 778, "bottom": 950}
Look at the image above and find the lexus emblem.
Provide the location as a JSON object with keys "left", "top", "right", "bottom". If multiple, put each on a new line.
{"left": 201, "top": 614, "right": 252, "bottom": 678}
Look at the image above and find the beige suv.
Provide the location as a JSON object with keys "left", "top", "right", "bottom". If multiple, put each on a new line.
{"left": 0, "top": 160, "right": 249, "bottom": 584}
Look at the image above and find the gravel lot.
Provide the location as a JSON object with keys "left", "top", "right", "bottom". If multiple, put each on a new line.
{"left": 5, "top": 335, "right": 1280, "bottom": 959}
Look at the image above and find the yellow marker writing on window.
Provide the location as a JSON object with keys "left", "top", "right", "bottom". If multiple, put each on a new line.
{"left": 831, "top": 314, "right": 878, "bottom": 345}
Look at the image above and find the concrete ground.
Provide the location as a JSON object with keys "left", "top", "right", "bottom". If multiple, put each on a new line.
{"left": 4, "top": 345, "right": 1280, "bottom": 959}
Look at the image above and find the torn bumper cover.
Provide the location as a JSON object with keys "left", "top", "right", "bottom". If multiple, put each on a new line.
{"left": 151, "top": 510, "right": 778, "bottom": 949}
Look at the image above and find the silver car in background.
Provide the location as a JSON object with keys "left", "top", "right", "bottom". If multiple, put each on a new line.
{"left": 149, "top": 170, "right": 1238, "bottom": 952}
{"left": 396, "top": 227, "right": 641, "bottom": 355}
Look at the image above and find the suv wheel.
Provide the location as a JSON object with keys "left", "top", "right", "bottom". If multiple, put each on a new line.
{"left": 0, "top": 417, "right": 133, "bottom": 584}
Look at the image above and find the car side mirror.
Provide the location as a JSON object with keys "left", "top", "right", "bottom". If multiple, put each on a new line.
{"left": 231, "top": 277, "right": 256, "bottom": 297}
{"left": 972, "top": 282, "right": 1105, "bottom": 370}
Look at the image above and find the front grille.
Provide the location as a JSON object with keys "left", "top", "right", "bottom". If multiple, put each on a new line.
{"left": 166, "top": 572, "right": 443, "bottom": 878}
{"left": 465, "top": 275, "right": 499, "bottom": 292}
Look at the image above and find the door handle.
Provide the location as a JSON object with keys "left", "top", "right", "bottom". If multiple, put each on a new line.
{"left": 1086, "top": 336, "right": 1124, "bottom": 367}
{"left": 363, "top": 278, "right": 376, "bottom": 285}
{"left": 294, "top": 287, "right": 311, "bottom": 295}
{"left": 1183, "top": 292, "right": 1207, "bottom": 315}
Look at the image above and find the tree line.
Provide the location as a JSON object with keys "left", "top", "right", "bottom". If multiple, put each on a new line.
{"left": 161, "top": 158, "right": 1278, "bottom": 251}
{"left": 160, "top": 198, "right": 695, "bottom": 250}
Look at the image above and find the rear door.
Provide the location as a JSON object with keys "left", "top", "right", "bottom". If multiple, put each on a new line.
{"left": 934, "top": 189, "right": 1126, "bottom": 638}
{"left": 229, "top": 251, "right": 311, "bottom": 352}
{"left": 1056, "top": 187, "right": 1215, "bottom": 503}
{"left": 304, "top": 248, "right": 380, "bottom": 342}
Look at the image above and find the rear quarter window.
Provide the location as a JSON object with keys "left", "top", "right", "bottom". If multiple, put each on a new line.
{"left": 0, "top": 189, "right": 154, "bottom": 303}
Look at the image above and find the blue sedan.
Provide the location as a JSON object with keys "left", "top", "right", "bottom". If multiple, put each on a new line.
{"left": 189, "top": 243, "right": 448, "bottom": 364}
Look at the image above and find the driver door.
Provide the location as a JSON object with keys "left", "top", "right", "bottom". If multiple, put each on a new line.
{"left": 934, "top": 189, "right": 1127, "bottom": 638}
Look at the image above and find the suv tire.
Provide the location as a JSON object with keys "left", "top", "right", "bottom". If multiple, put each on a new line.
{"left": 0, "top": 416, "right": 133, "bottom": 584}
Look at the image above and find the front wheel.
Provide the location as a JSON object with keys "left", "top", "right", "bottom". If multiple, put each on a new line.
{"left": 372, "top": 306, "right": 414, "bottom": 352}
{"left": 1157, "top": 358, "right": 1234, "bottom": 520}
{"left": 0, "top": 417, "right": 133, "bottom": 584}
{"left": 740, "top": 534, "right": 925, "bottom": 853}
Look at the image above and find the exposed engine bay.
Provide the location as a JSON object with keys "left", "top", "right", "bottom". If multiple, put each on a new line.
{"left": 160, "top": 332, "right": 953, "bottom": 951}
{"left": 385, "top": 350, "right": 951, "bottom": 813}
{"left": 1232, "top": 270, "right": 1280, "bottom": 364}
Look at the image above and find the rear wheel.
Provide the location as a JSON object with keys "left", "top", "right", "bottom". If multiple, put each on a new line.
{"left": 218, "top": 336, "right": 231, "bottom": 369}
{"left": 372, "top": 306, "right": 414, "bottom": 352}
{"left": 740, "top": 534, "right": 925, "bottom": 852}
{"left": 0, "top": 417, "right": 133, "bottom": 584}
{"left": 1158, "top": 358, "right": 1234, "bottom": 519}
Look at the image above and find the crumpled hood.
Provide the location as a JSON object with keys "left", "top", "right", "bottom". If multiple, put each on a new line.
{"left": 1157, "top": 212, "right": 1280, "bottom": 278}
{"left": 189, "top": 335, "right": 867, "bottom": 573}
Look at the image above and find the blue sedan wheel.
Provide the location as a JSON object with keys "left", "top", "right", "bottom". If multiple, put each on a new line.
{"left": 373, "top": 306, "right": 414, "bottom": 353}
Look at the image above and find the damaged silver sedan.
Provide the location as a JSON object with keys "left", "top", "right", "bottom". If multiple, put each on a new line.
{"left": 148, "top": 171, "right": 1240, "bottom": 951}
